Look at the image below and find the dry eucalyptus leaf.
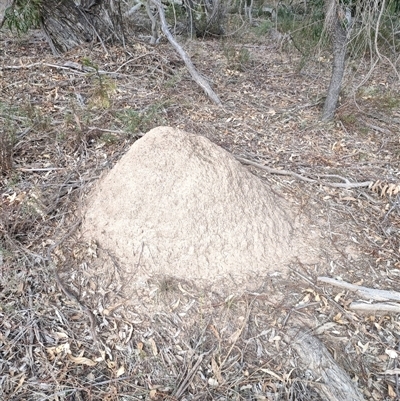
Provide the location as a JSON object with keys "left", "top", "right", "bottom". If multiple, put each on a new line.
{"left": 68, "top": 354, "right": 97, "bottom": 366}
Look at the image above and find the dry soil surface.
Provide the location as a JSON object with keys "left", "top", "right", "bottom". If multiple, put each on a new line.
{"left": 1, "top": 24, "right": 400, "bottom": 401}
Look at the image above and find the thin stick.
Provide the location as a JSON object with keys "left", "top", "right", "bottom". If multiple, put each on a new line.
{"left": 236, "top": 157, "right": 373, "bottom": 189}
{"left": 173, "top": 352, "right": 207, "bottom": 398}
{"left": 150, "top": 0, "right": 222, "bottom": 105}
{"left": 17, "top": 167, "right": 65, "bottom": 172}
{"left": 1, "top": 62, "right": 126, "bottom": 77}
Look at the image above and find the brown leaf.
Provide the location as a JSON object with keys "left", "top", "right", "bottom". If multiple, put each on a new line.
{"left": 149, "top": 338, "right": 158, "bottom": 356}
{"left": 68, "top": 353, "right": 97, "bottom": 366}
{"left": 211, "top": 357, "right": 224, "bottom": 384}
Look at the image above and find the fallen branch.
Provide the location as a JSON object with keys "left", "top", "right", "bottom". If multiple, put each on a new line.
{"left": 364, "top": 121, "right": 392, "bottom": 135}
{"left": 1, "top": 62, "right": 127, "bottom": 78}
{"left": 286, "top": 328, "right": 365, "bottom": 401}
{"left": 150, "top": 0, "right": 221, "bottom": 105}
{"left": 17, "top": 167, "right": 65, "bottom": 172}
{"left": 318, "top": 276, "right": 400, "bottom": 302}
{"left": 349, "top": 302, "right": 400, "bottom": 313}
{"left": 237, "top": 157, "right": 373, "bottom": 189}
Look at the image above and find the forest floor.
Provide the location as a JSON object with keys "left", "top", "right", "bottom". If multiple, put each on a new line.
{"left": 1, "top": 16, "right": 400, "bottom": 401}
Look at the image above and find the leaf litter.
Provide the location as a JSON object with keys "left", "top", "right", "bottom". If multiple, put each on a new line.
{"left": 1, "top": 24, "right": 400, "bottom": 401}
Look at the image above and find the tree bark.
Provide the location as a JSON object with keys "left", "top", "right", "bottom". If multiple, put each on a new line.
{"left": 321, "top": 1, "right": 350, "bottom": 121}
{"left": 40, "top": 0, "right": 125, "bottom": 54}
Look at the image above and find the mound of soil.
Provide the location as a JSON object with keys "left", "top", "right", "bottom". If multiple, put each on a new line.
{"left": 82, "top": 126, "right": 319, "bottom": 285}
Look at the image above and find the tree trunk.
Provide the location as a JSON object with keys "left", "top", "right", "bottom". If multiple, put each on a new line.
{"left": 182, "top": 0, "right": 224, "bottom": 37}
{"left": 321, "top": 1, "right": 350, "bottom": 121}
{"left": 40, "top": 0, "right": 124, "bottom": 54}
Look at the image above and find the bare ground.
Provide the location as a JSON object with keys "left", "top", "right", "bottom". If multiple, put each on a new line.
{"left": 1, "top": 21, "right": 400, "bottom": 401}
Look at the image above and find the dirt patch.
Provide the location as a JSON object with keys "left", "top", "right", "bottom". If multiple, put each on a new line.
{"left": 82, "top": 126, "right": 321, "bottom": 292}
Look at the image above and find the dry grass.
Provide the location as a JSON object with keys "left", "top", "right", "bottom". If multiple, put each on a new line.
{"left": 1, "top": 18, "right": 400, "bottom": 401}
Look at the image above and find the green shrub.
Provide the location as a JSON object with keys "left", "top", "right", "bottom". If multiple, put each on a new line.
{"left": 223, "top": 44, "right": 251, "bottom": 71}
{"left": 254, "top": 20, "right": 273, "bottom": 36}
{"left": 118, "top": 103, "right": 168, "bottom": 134}
{"left": 4, "top": 0, "right": 41, "bottom": 33}
{"left": 277, "top": 3, "right": 325, "bottom": 54}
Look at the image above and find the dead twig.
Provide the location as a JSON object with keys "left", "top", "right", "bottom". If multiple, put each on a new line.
{"left": 173, "top": 352, "right": 208, "bottom": 398}
{"left": 113, "top": 52, "right": 155, "bottom": 73}
{"left": 150, "top": 0, "right": 221, "bottom": 105}
{"left": 17, "top": 167, "right": 65, "bottom": 172}
{"left": 237, "top": 156, "right": 373, "bottom": 189}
